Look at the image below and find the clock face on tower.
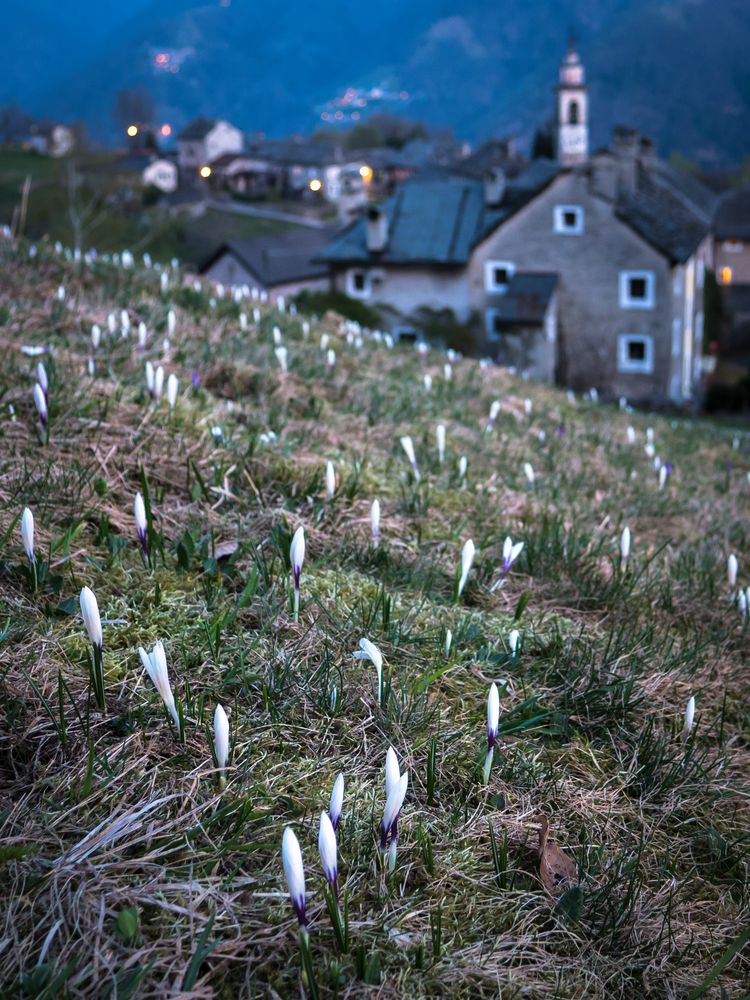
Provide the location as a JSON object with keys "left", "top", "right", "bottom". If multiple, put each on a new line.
{"left": 559, "top": 125, "right": 588, "bottom": 164}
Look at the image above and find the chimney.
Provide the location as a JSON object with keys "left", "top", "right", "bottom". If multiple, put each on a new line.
{"left": 484, "top": 167, "right": 506, "bottom": 207}
{"left": 612, "top": 125, "right": 639, "bottom": 191}
{"left": 366, "top": 206, "right": 388, "bottom": 252}
{"left": 590, "top": 152, "right": 617, "bottom": 201}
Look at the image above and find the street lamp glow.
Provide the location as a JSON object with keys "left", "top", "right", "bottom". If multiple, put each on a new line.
{"left": 359, "top": 164, "right": 373, "bottom": 182}
{"left": 127, "top": 125, "right": 138, "bottom": 137}
{"left": 200, "top": 165, "right": 212, "bottom": 179}
{"left": 309, "top": 178, "right": 322, "bottom": 192}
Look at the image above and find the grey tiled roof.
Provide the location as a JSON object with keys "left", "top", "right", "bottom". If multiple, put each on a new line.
{"left": 178, "top": 117, "right": 219, "bottom": 140}
{"left": 200, "top": 227, "right": 336, "bottom": 286}
{"left": 714, "top": 187, "right": 750, "bottom": 241}
{"left": 321, "top": 161, "right": 559, "bottom": 265}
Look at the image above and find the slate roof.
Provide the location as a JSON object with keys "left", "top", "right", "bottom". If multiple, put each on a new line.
{"left": 321, "top": 161, "right": 559, "bottom": 266}
{"left": 615, "top": 167, "right": 711, "bottom": 264}
{"left": 714, "top": 187, "right": 750, "bottom": 241}
{"left": 245, "top": 139, "right": 347, "bottom": 167}
{"left": 487, "top": 273, "right": 558, "bottom": 325}
{"left": 200, "top": 227, "right": 336, "bottom": 287}
{"left": 178, "top": 117, "right": 219, "bottom": 141}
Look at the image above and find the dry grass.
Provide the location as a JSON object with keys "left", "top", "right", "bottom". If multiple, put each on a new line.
{"left": 0, "top": 239, "right": 748, "bottom": 999}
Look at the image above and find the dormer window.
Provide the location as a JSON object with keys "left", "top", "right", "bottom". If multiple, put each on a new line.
{"left": 553, "top": 205, "right": 584, "bottom": 235}
{"left": 619, "top": 270, "right": 655, "bottom": 309}
{"left": 484, "top": 260, "right": 515, "bottom": 293}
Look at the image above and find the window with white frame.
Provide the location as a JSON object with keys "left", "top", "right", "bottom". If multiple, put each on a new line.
{"left": 619, "top": 270, "right": 655, "bottom": 309}
{"left": 346, "top": 268, "right": 371, "bottom": 298}
{"left": 484, "top": 260, "right": 515, "bottom": 293}
{"left": 617, "top": 334, "right": 654, "bottom": 374}
{"left": 485, "top": 309, "right": 504, "bottom": 341}
{"left": 553, "top": 205, "right": 584, "bottom": 235}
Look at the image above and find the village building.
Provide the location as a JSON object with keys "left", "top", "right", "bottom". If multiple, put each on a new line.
{"left": 321, "top": 41, "right": 715, "bottom": 406}
{"left": 142, "top": 157, "right": 179, "bottom": 193}
{"left": 177, "top": 117, "right": 244, "bottom": 173}
{"left": 711, "top": 187, "right": 750, "bottom": 364}
{"left": 200, "top": 226, "right": 334, "bottom": 300}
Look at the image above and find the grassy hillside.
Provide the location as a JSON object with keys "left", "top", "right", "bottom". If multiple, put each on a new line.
{"left": 0, "top": 239, "right": 748, "bottom": 998}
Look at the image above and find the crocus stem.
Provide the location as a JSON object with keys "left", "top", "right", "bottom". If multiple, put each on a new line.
{"left": 298, "top": 928, "right": 319, "bottom": 1000}
{"left": 388, "top": 835, "right": 398, "bottom": 872}
{"left": 324, "top": 885, "right": 348, "bottom": 952}
{"left": 31, "top": 560, "right": 38, "bottom": 594}
{"left": 483, "top": 748, "right": 493, "bottom": 785}
{"left": 90, "top": 644, "right": 105, "bottom": 712}
{"left": 293, "top": 586, "right": 300, "bottom": 622}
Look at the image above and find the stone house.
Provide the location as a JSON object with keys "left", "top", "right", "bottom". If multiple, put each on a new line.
{"left": 321, "top": 43, "right": 715, "bottom": 405}
{"left": 200, "top": 227, "right": 334, "bottom": 301}
{"left": 177, "top": 117, "right": 244, "bottom": 172}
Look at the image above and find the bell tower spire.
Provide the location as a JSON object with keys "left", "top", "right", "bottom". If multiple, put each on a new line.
{"left": 556, "top": 36, "right": 588, "bottom": 166}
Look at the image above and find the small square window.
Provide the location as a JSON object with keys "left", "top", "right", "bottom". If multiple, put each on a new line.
{"left": 352, "top": 272, "right": 366, "bottom": 291}
{"left": 553, "top": 205, "right": 584, "bottom": 235}
{"left": 617, "top": 334, "right": 653, "bottom": 374}
{"left": 484, "top": 260, "right": 515, "bottom": 293}
{"left": 619, "top": 270, "right": 655, "bottom": 309}
{"left": 347, "top": 269, "right": 370, "bottom": 298}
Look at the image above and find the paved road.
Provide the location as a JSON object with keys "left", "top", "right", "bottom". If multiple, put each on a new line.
{"left": 207, "top": 198, "right": 329, "bottom": 229}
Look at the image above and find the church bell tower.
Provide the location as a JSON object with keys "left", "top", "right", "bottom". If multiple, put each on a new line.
{"left": 556, "top": 37, "right": 588, "bottom": 166}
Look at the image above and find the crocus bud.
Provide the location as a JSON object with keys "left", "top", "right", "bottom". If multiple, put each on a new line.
{"left": 370, "top": 498, "right": 380, "bottom": 548}
{"left": 214, "top": 703, "right": 230, "bottom": 773}
{"left": 167, "top": 309, "right": 176, "bottom": 336}
{"left": 728, "top": 554, "right": 738, "bottom": 590}
{"left": 739, "top": 589, "right": 748, "bottom": 619}
{"left": 138, "top": 641, "right": 179, "bottom": 727}
{"left": 329, "top": 773, "right": 344, "bottom": 831}
{"left": 120, "top": 309, "right": 130, "bottom": 335}
{"left": 79, "top": 586, "right": 102, "bottom": 649}
{"left": 353, "top": 637, "right": 383, "bottom": 703}
{"left": 483, "top": 682, "right": 500, "bottom": 783}
{"left": 457, "top": 538, "right": 475, "bottom": 599}
{"left": 145, "top": 361, "right": 155, "bottom": 395}
{"left": 37, "top": 362, "right": 48, "bottom": 398}
{"left": 423, "top": 373, "right": 432, "bottom": 392}
{"left": 33, "top": 383, "right": 48, "bottom": 425}
{"left": 683, "top": 695, "right": 695, "bottom": 740}
{"left": 154, "top": 366, "right": 164, "bottom": 402}
{"left": 91, "top": 324, "right": 101, "bottom": 349}
{"left": 318, "top": 811, "right": 338, "bottom": 888}
{"left": 436, "top": 423, "right": 446, "bottom": 464}
{"left": 134, "top": 492, "right": 147, "bottom": 552}
{"left": 486, "top": 400, "right": 501, "bottom": 432}
{"left": 502, "top": 536, "right": 524, "bottom": 574}
{"left": 21, "top": 507, "right": 35, "bottom": 563}
{"left": 326, "top": 347, "right": 336, "bottom": 370}
{"left": 523, "top": 462, "right": 535, "bottom": 487}
{"left": 282, "top": 827, "right": 306, "bottom": 926}
{"left": 166, "top": 373, "right": 178, "bottom": 409}
{"left": 626, "top": 426, "right": 636, "bottom": 444}
{"left": 290, "top": 526, "right": 305, "bottom": 620}
{"left": 658, "top": 465, "right": 668, "bottom": 491}
{"left": 445, "top": 628, "right": 452, "bottom": 656}
{"left": 380, "top": 768, "right": 408, "bottom": 870}
{"left": 621, "top": 526, "right": 631, "bottom": 565}
{"left": 274, "top": 345, "right": 288, "bottom": 372}
{"left": 325, "top": 460, "right": 336, "bottom": 499}
{"left": 400, "top": 435, "right": 419, "bottom": 481}
{"left": 138, "top": 322, "right": 147, "bottom": 348}
{"left": 458, "top": 455, "right": 468, "bottom": 482}
{"left": 524, "top": 398, "right": 532, "bottom": 416}
{"left": 443, "top": 363, "right": 452, "bottom": 382}
{"left": 508, "top": 628, "right": 520, "bottom": 656}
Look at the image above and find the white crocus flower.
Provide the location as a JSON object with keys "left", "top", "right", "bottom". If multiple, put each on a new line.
{"left": 37, "top": 362, "right": 48, "bottom": 397}
{"left": 457, "top": 538, "right": 476, "bottom": 599}
{"left": 458, "top": 455, "right": 468, "bottom": 483}
{"left": 484, "top": 682, "right": 500, "bottom": 784}
{"left": 145, "top": 361, "right": 155, "bottom": 395}
{"left": 281, "top": 827, "right": 306, "bottom": 927}
{"left": 508, "top": 628, "right": 520, "bottom": 657}
{"left": 524, "top": 398, "right": 532, "bottom": 416}
{"left": 329, "top": 773, "right": 344, "bottom": 831}
{"left": 318, "top": 811, "right": 338, "bottom": 888}
{"left": 167, "top": 309, "right": 176, "bottom": 336}
{"left": 91, "top": 324, "right": 101, "bottom": 350}
{"left": 33, "top": 383, "right": 48, "bottom": 425}
{"left": 486, "top": 399, "right": 501, "bottom": 432}
{"left": 370, "top": 498, "right": 380, "bottom": 548}
{"left": 290, "top": 526, "right": 305, "bottom": 620}
{"left": 353, "top": 637, "right": 384, "bottom": 703}
{"left": 325, "top": 460, "right": 336, "bottom": 499}
{"left": 214, "top": 704, "right": 230, "bottom": 780}
{"left": 523, "top": 462, "right": 535, "bottom": 487}
{"left": 444, "top": 628, "right": 452, "bottom": 656}
{"left": 21, "top": 507, "right": 35, "bottom": 563}
{"left": 683, "top": 695, "right": 695, "bottom": 740}
{"left": 400, "top": 435, "right": 419, "bottom": 481}
{"left": 380, "top": 748, "right": 408, "bottom": 871}
{"left": 728, "top": 554, "right": 738, "bottom": 591}
{"left": 154, "top": 365, "right": 164, "bottom": 402}
{"left": 274, "top": 345, "right": 288, "bottom": 373}
{"left": 621, "top": 526, "right": 631, "bottom": 567}
{"left": 134, "top": 492, "right": 148, "bottom": 552}
{"left": 436, "top": 423, "right": 446, "bottom": 464}
{"left": 79, "top": 586, "right": 103, "bottom": 649}
{"left": 166, "top": 373, "right": 179, "bottom": 408}
{"left": 627, "top": 425, "right": 636, "bottom": 444}
{"left": 138, "top": 641, "right": 179, "bottom": 727}
{"left": 443, "top": 362, "right": 452, "bottom": 382}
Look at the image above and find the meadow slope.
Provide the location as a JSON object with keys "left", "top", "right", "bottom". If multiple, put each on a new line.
{"left": 0, "top": 240, "right": 748, "bottom": 999}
